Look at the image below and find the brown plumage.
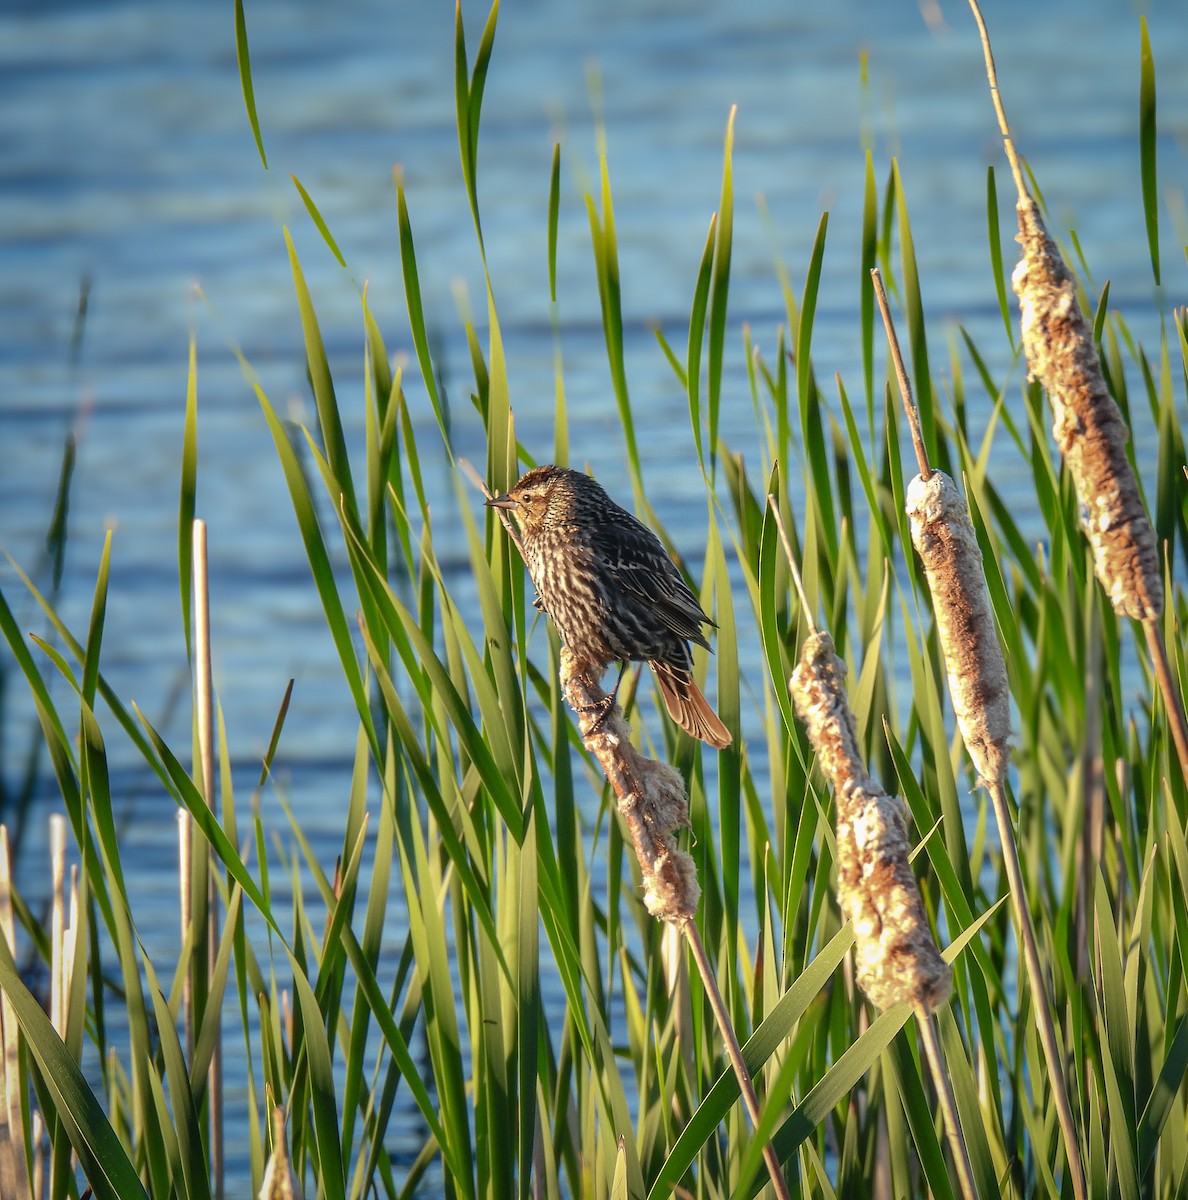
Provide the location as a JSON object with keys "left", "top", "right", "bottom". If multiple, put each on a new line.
{"left": 488, "top": 465, "right": 732, "bottom": 749}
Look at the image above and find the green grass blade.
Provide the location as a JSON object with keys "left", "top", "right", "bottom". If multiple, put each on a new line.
{"left": 0, "top": 934, "right": 150, "bottom": 1200}
{"left": 395, "top": 176, "right": 453, "bottom": 458}
{"left": 291, "top": 175, "right": 347, "bottom": 267}
{"left": 685, "top": 215, "right": 717, "bottom": 475}
{"left": 284, "top": 228, "right": 358, "bottom": 518}
{"left": 986, "top": 166, "right": 1014, "bottom": 346}
{"left": 706, "top": 107, "right": 736, "bottom": 477}
{"left": 648, "top": 926, "right": 852, "bottom": 1197}
{"left": 1139, "top": 18, "right": 1160, "bottom": 284}
{"left": 254, "top": 388, "right": 377, "bottom": 759}
{"left": 234, "top": 0, "right": 267, "bottom": 168}
{"left": 547, "top": 142, "right": 561, "bottom": 303}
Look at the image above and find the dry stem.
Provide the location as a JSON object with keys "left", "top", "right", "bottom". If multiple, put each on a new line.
{"left": 193, "top": 519, "right": 224, "bottom": 1200}
{"left": 0, "top": 826, "right": 33, "bottom": 1200}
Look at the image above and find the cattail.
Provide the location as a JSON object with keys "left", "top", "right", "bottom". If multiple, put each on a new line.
{"left": 906, "top": 470, "right": 1011, "bottom": 787}
{"left": 791, "top": 632, "right": 951, "bottom": 1013}
{"left": 560, "top": 646, "right": 700, "bottom": 922}
{"left": 1013, "top": 196, "right": 1162, "bottom": 621}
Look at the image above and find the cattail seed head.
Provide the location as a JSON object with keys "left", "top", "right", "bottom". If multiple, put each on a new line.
{"left": 1012, "top": 197, "right": 1162, "bottom": 621}
{"left": 561, "top": 647, "right": 700, "bottom": 922}
{"left": 906, "top": 470, "right": 1011, "bottom": 787}
{"left": 791, "top": 633, "right": 951, "bottom": 1013}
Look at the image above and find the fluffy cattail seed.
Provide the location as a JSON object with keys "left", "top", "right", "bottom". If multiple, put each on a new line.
{"left": 906, "top": 470, "right": 1011, "bottom": 787}
{"left": 1013, "top": 197, "right": 1162, "bottom": 621}
{"left": 791, "top": 633, "right": 951, "bottom": 1013}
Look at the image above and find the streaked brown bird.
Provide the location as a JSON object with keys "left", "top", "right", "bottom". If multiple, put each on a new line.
{"left": 488, "top": 464, "right": 732, "bottom": 749}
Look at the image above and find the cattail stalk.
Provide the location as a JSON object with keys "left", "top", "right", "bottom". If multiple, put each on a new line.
{"left": 873, "top": 263, "right": 1086, "bottom": 1200}
{"left": 780, "top": 560, "right": 972, "bottom": 1198}
{"left": 790, "top": 630, "right": 953, "bottom": 1014}
{"left": 470, "top": 459, "right": 793, "bottom": 1200}
{"left": 967, "top": 0, "right": 1188, "bottom": 782}
{"left": 562, "top": 652, "right": 793, "bottom": 1200}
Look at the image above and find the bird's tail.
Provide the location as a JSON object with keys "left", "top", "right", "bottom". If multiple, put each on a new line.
{"left": 649, "top": 660, "right": 733, "bottom": 749}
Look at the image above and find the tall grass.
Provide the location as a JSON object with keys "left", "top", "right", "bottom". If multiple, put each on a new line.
{"left": 3, "top": 3, "right": 1188, "bottom": 1199}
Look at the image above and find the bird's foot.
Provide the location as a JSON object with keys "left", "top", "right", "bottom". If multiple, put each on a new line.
{"left": 574, "top": 662, "right": 628, "bottom": 735}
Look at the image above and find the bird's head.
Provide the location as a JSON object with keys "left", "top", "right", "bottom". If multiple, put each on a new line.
{"left": 486, "top": 464, "right": 589, "bottom": 538}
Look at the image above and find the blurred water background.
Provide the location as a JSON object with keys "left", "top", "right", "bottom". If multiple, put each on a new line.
{"left": 1, "top": 0, "right": 1186, "bottom": 1188}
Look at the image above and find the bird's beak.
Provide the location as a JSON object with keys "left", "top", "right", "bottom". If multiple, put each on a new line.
{"left": 486, "top": 492, "right": 518, "bottom": 510}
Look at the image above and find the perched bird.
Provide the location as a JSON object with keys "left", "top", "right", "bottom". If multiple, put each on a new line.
{"left": 487, "top": 464, "right": 732, "bottom": 749}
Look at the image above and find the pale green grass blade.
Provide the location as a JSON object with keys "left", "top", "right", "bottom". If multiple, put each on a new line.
{"left": 143, "top": 954, "right": 213, "bottom": 1200}
{"left": 861, "top": 150, "right": 878, "bottom": 415}
{"left": 986, "top": 166, "right": 1014, "bottom": 345}
{"left": 585, "top": 175, "right": 642, "bottom": 491}
{"left": 0, "top": 933, "right": 149, "bottom": 1200}
{"left": 234, "top": 0, "right": 267, "bottom": 168}
{"left": 285, "top": 229, "right": 358, "bottom": 516}
{"left": 516, "top": 814, "right": 541, "bottom": 1200}
{"left": 892, "top": 161, "right": 937, "bottom": 467}
{"left": 455, "top": 0, "right": 499, "bottom": 250}
{"left": 548, "top": 142, "right": 561, "bottom": 302}
{"left": 81, "top": 529, "right": 111, "bottom": 708}
{"left": 648, "top": 926, "right": 852, "bottom": 1197}
{"left": 395, "top": 177, "right": 453, "bottom": 457}
{"left": 706, "top": 107, "right": 735, "bottom": 478}
{"left": 1094, "top": 876, "right": 1140, "bottom": 1200}
{"left": 289, "top": 964, "right": 348, "bottom": 1200}
{"left": 753, "top": 1004, "right": 914, "bottom": 1197}
{"left": 292, "top": 175, "right": 347, "bottom": 267}
{"left": 796, "top": 214, "right": 836, "bottom": 557}
{"left": 1138, "top": 1008, "right": 1188, "bottom": 1172}
{"left": 939, "top": 1005, "right": 1004, "bottom": 1200}
{"left": 254, "top": 389, "right": 377, "bottom": 759}
{"left": 396, "top": 811, "right": 476, "bottom": 1200}
{"left": 685, "top": 215, "right": 717, "bottom": 474}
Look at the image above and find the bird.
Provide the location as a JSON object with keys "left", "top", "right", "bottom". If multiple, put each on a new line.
{"left": 487, "top": 464, "right": 732, "bottom": 749}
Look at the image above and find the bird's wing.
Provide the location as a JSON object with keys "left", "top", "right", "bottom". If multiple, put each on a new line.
{"left": 589, "top": 515, "right": 714, "bottom": 647}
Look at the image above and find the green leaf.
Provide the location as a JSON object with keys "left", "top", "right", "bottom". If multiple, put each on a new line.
{"left": 291, "top": 175, "right": 347, "bottom": 267}
{"left": 986, "top": 166, "right": 1014, "bottom": 346}
{"left": 1139, "top": 18, "right": 1160, "bottom": 284}
{"left": 234, "top": 0, "right": 267, "bottom": 168}
{"left": 706, "top": 106, "right": 736, "bottom": 478}
{"left": 0, "top": 925, "right": 150, "bottom": 1200}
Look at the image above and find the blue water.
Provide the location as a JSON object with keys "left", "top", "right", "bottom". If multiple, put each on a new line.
{"left": 2, "top": 0, "right": 1186, "bottom": 1191}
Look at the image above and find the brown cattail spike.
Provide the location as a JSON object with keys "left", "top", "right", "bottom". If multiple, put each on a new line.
{"left": 791, "top": 632, "right": 951, "bottom": 1014}
{"left": 1013, "top": 198, "right": 1163, "bottom": 621}
{"left": 906, "top": 470, "right": 1012, "bottom": 787}
{"left": 560, "top": 647, "right": 700, "bottom": 923}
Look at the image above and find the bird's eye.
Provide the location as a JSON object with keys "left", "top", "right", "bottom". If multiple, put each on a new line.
{"left": 519, "top": 491, "right": 534, "bottom": 503}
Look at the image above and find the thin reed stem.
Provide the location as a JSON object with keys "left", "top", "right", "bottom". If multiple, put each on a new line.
{"left": 1144, "top": 620, "right": 1188, "bottom": 785}
{"left": 915, "top": 1012, "right": 979, "bottom": 1200}
{"left": 966, "top": 0, "right": 1028, "bottom": 200}
{"left": 874, "top": 236, "right": 1086, "bottom": 1200}
{"left": 987, "top": 781, "right": 1085, "bottom": 1200}
{"left": 683, "top": 921, "right": 793, "bottom": 1200}
{"left": 193, "top": 519, "right": 224, "bottom": 1200}
{"left": 871, "top": 268, "right": 930, "bottom": 478}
